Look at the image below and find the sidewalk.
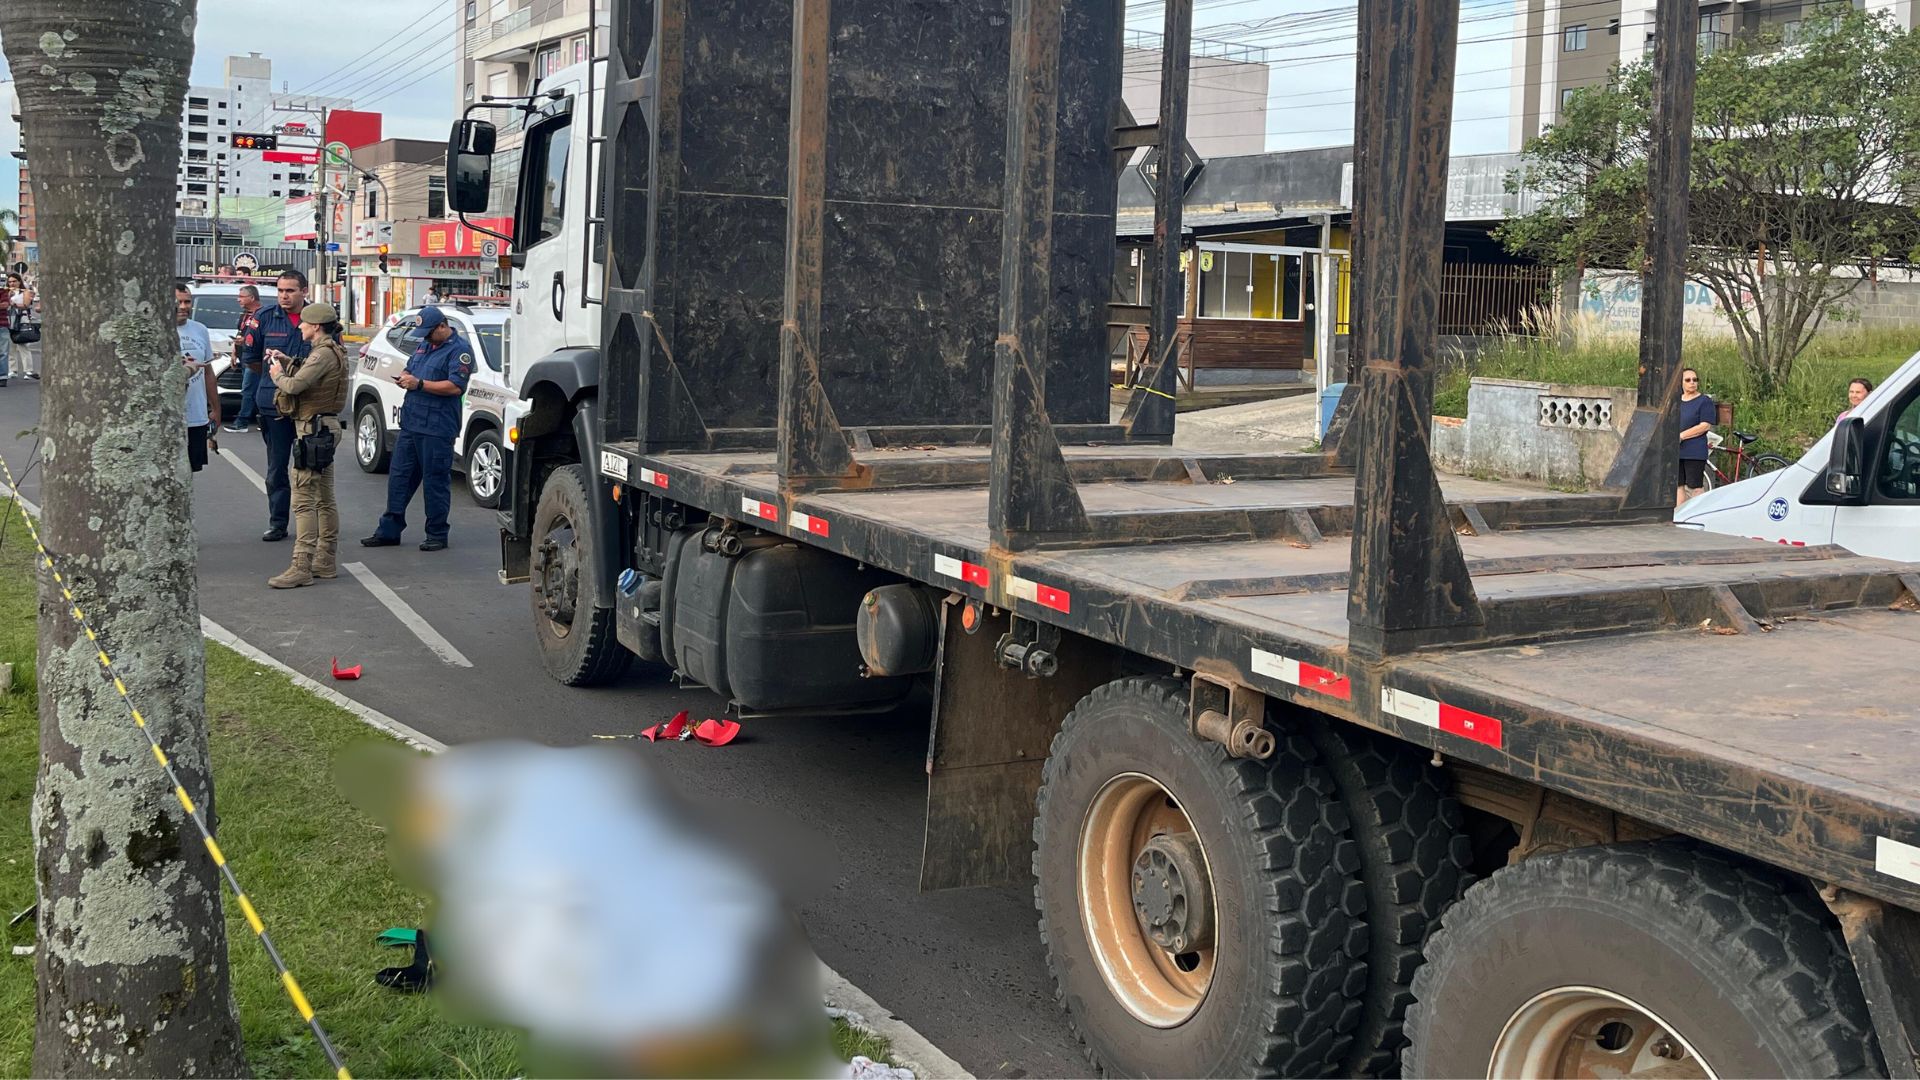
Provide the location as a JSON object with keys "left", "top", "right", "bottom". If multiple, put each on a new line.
{"left": 1112, "top": 392, "right": 1321, "bottom": 454}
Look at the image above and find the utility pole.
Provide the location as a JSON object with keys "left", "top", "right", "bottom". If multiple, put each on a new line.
{"left": 211, "top": 157, "right": 223, "bottom": 275}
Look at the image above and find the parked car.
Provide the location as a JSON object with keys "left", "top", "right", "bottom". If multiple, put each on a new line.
{"left": 348, "top": 303, "right": 512, "bottom": 507}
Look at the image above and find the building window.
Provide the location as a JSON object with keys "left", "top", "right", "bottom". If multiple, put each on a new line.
{"left": 272, "top": 190, "right": 282, "bottom": 197}
{"left": 367, "top": 189, "right": 380, "bottom": 218}
{"left": 1562, "top": 87, "right": 1577, "bottom": 108}
{"left": 189, "top": 96, "right": 208, "bottom": 109}
{"left": 187, "top": 149, "right": 208, "bottom": 162}
{"left": 466, "top": 0, "right": 477, "bottom": 19}
{"left": 428, "top": 176, "right": 447, "bottom": 219}
{"left": 188, "top": 132, "right": 208, "bottom": 144}
{"left": 187, "top": 183, "right": 208, "bottom": 194}
{"left": 465, "top": 82, "right": 476, "bottom": 103}
{"left": 1563, "top": 23, "right": 1587, "bottom": 51}
{"left": 1197, "top": 247, "right": 1305, "bottom": 322}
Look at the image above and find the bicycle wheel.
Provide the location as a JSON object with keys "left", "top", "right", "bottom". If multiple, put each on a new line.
{"left": 1701, "top": 464, "right": 1720, "bottom": 491}
{"left": 1751, "top": 453, "right": 1792, "bottom": 475}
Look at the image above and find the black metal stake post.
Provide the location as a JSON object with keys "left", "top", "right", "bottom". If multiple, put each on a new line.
{"left": 989, "top": 0, "right": 1091, "bottom": 552}
{"left": 1346, "top": 0, "right": 1484, "bottom": 659}
{"left": 777, "top": 0, "right": 861, "bottom": 490}
{"left": 1121, "top": 0, "right": 1193, "bottom": 442}
{"left": 1611, "top": 0, "right": 1699, "bottom": 509}
{"left": 1320, "top": 0, "right": 1372, "bottom": 467}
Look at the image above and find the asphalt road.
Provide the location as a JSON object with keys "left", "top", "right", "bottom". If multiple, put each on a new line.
{"left": 0, "top": 378, "right": 1087, "bottom": 1079}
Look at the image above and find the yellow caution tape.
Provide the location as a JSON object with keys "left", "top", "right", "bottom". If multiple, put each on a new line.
{"left": 0, "top": 454, "right": 351, "bottom": 1079}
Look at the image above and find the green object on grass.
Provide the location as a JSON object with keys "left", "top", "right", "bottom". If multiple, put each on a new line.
{"left": 378, "top": 927, "right": 419, "bottom": 948}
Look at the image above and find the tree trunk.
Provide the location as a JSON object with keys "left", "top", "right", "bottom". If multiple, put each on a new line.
{"left": 1, "top": 4, "right": 248, "bottom": 1076}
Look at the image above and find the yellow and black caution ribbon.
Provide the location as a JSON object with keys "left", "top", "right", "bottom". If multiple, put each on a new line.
{"left": 0, "top": 454, "right": 351, "bottom": 1080}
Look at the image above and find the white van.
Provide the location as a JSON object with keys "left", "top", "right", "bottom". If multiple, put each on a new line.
{"left": 1675, "top": 350, "right": 1920, "bottom": 562}
{"left": 189, "top": 282, "right": 266, "bottom": 414}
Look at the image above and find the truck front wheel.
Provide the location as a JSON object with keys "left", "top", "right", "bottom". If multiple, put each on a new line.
{"left": 1033, "top": 677, "right": 1367, "bottom": 1077}
{"left": 1405, "top": 842, "right": 1884, "bottom": 1079}
{"left": 529, "top": 464, "right": 632, "bottom": 686}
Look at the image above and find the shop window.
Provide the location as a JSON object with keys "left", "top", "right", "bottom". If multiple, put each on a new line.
{"left": 1198, "top": 247, "right": 1305, "bottom": 321}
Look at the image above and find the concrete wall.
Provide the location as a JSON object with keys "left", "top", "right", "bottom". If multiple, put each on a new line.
{"left": 1432, "top": 377, "right": 1634, "bottom": 489}
{"left": 1578, "top": 270, "right": 1920, "bottom": 337}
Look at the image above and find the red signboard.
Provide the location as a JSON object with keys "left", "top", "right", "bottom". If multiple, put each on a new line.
{"left": 325, "top": 110, "right": 383, "bottom": 151}
{"left": 263, "top": 150, "right": 320, "bottom": 165}
{"left": 420, "top": 218, "right": 514, "bottom": 258}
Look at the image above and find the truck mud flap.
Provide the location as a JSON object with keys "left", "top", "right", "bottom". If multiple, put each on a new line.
{"left": 921, "top": 603, "right": 1123, "bottom": 891}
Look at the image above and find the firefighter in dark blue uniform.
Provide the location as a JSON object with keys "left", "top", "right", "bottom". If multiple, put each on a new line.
{"left": 235, "top": 271, "right": 310, "bottom": 541}
{"left": 360, "top": 307, "right": 473, "bottom": 551}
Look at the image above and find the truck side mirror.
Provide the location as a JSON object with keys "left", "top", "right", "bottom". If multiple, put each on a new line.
{"left": 1825, "top": 416, "right": 1869, "bottom": 502}
{"left": 447, "top": 119, "right": 498, "bottom": 215}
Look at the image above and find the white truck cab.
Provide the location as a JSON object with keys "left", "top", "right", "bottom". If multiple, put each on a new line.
{"left": 484, "top": 62, "right": 605, "bottom": 364}
{"left": 1675, "top": 350, "right": 1920, "bottom": 561}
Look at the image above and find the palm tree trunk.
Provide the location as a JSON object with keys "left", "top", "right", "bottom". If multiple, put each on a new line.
{"left": 0, "top": 3, "right": 248, "bottom": 1076}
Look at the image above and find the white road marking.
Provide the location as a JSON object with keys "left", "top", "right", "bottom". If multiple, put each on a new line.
{"left": 199, "top": 616, "right": 447, "bottom": 753}
{"left": 0, "top": 476, "right": 41, "bottom": 516}
{"left": 342, "top": 561, "right": 474, "bottom": 668}
{"left": 218, "top": 447, "right": 269, "bottom": 494}
{"left": 205, "top": 616, "right": 969, "bottom": 1077}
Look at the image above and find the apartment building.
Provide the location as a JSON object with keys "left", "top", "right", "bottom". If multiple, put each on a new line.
{"left": 1510, "top": 0, "right": 1915, "bottom": 148}
{"left": 6, "top": 82, "right": 32, "bottom": 269}
{"left": 457, "top": 0, "right": 607, "bottom": 115}
{"left": 177, "top": 54, "right": 353, "bottom": 218}
{"left": 1121, "top": 31, "right": 1274, "bottom": 159}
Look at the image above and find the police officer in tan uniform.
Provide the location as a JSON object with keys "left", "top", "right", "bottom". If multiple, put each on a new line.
{"left": 266, "top": 301, "right": 349, "bottom": 588}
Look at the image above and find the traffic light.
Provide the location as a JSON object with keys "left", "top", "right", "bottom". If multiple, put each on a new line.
{"left": 232, "top": 132, "right": 279, "bottom": 151}
{"left": 378, "top": 244, "right": 390, "bottom": 274}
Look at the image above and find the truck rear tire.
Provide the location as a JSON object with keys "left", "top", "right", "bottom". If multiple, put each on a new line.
{"left": 530, "top": 464, "right": 632, "bottom": 687}
{"left": 1404, "top": 842, "right": 1884, "bottom": 1079}
{"left": 1033, "top": 677, "right": 1366, "bottom": 1077}
{"left": 1304, "top": 717, "right": 1473, "bottom": 1077}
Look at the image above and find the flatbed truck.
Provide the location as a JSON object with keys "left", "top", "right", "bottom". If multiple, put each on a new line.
{"left": 447, "top": 1, "right": 1920, "bottom": 1075}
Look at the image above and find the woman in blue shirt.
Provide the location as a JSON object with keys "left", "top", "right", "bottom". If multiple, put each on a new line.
{"left": 1677, "top": 368, "right": 1717, "bottom": 505}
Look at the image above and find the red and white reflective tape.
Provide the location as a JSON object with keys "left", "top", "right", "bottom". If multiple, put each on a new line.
{"left": 1879, "top": 836, "right": 1920, "bottom": 887}
{"left": 741, "top": 496, "right": 781, "bottom": 523}
{"left": 639, "top": 467, "right": 669, "bottom": 490}
{"left": 1381, "top": 687, "right": 1504, "bottom": 750}
{"left": 789, "top": 510, "right": 831, "bottom": 537}
{"left": 933, "top": 554, "right": 991, "bottom": 589}
{"left": 1250, "top": 648, "right": 1352, "bottom": 701}
{"left": 1006, "top": 574, "right": 1072, "bottom": 614}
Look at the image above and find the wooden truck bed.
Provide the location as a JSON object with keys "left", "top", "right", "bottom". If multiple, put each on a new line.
{"left": 605, "top": 441, "right": 1920, "bottom": 910}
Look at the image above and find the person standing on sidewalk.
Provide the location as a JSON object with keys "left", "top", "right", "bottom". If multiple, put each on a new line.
{"left": 266, "top": 301, "right": 348, "bottom": 588}
{"left": 176, "top": 284, "right": 220, "bottom": 473}
{"left": 237, "top": 271, "right": 310, "bottom": 541}
{"left": 0, "top": 275, "right": 12, "bottom": 388}
{"left": 360, "top": 306, "right": 472, "bottom": 552}
{"left": 7, "top": 273, "right": 38, "bottom": 381}
{"left": 223, "top": 284, "right": 265, "bottom": 433}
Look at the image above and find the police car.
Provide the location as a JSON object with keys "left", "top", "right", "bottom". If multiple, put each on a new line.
{"left": 349, "top": 302, "right": 512, "bottom": 507}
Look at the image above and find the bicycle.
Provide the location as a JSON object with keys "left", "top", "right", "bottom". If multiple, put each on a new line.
{"left": 1703, "top": 429, "right": 1792, "bottom": 490}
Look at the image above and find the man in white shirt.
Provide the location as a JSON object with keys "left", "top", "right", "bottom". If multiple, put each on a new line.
{"left": 176, "top": 283, "right": 220, "bottom": 473}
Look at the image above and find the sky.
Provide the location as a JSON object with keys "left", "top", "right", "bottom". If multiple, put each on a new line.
{"left": 0, "top": 0, "right": 459, "bottom": 214}
{"left": 0, "top": 0, "right": 1520, "bottom": 215}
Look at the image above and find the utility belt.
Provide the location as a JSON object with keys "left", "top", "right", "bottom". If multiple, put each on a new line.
{"left": 293, "top": 413, "right": 339, "bottom": 472}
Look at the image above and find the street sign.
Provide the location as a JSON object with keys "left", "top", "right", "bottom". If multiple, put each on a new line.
{"left": 264, "top": 150, "right": 321, "bottom": 166}
{"left": 325, "top": 141, "right": 352, "bottom": 167}
{"left": 481, "top": 240, "right": 499, "bottom": 258}
{"left": 326, "top": 243, "right": 341, "bottom": 253}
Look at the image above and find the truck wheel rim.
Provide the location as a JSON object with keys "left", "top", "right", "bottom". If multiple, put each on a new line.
{"left": 1078, "top": 772, "right": 1216, "bottom": 1028}
{"left": 357, "top": 413, "right": 379, "bottom": 464}
{"left": 471, "top": 441, "right": 502, "bottom": 499}
{"left": 532, "top": 520, "right": 580, "bottom": 636}
{"left": 1491, "top": 986, "right": 1715, "bottom": 1079}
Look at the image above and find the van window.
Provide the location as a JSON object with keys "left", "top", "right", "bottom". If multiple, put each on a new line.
{"left": 191, "top": 294, "right": 246, "bottom": 331}
{"left": 1878, "top": 393, "right": 1920, "bottom": 501}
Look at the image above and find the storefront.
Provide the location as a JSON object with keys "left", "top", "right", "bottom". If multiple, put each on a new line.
{"left": 419, "top": 218, "right": 512, "bottom": 300}
{"left": 1113, "top": 219, "right": 1351, "bottom": 388}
